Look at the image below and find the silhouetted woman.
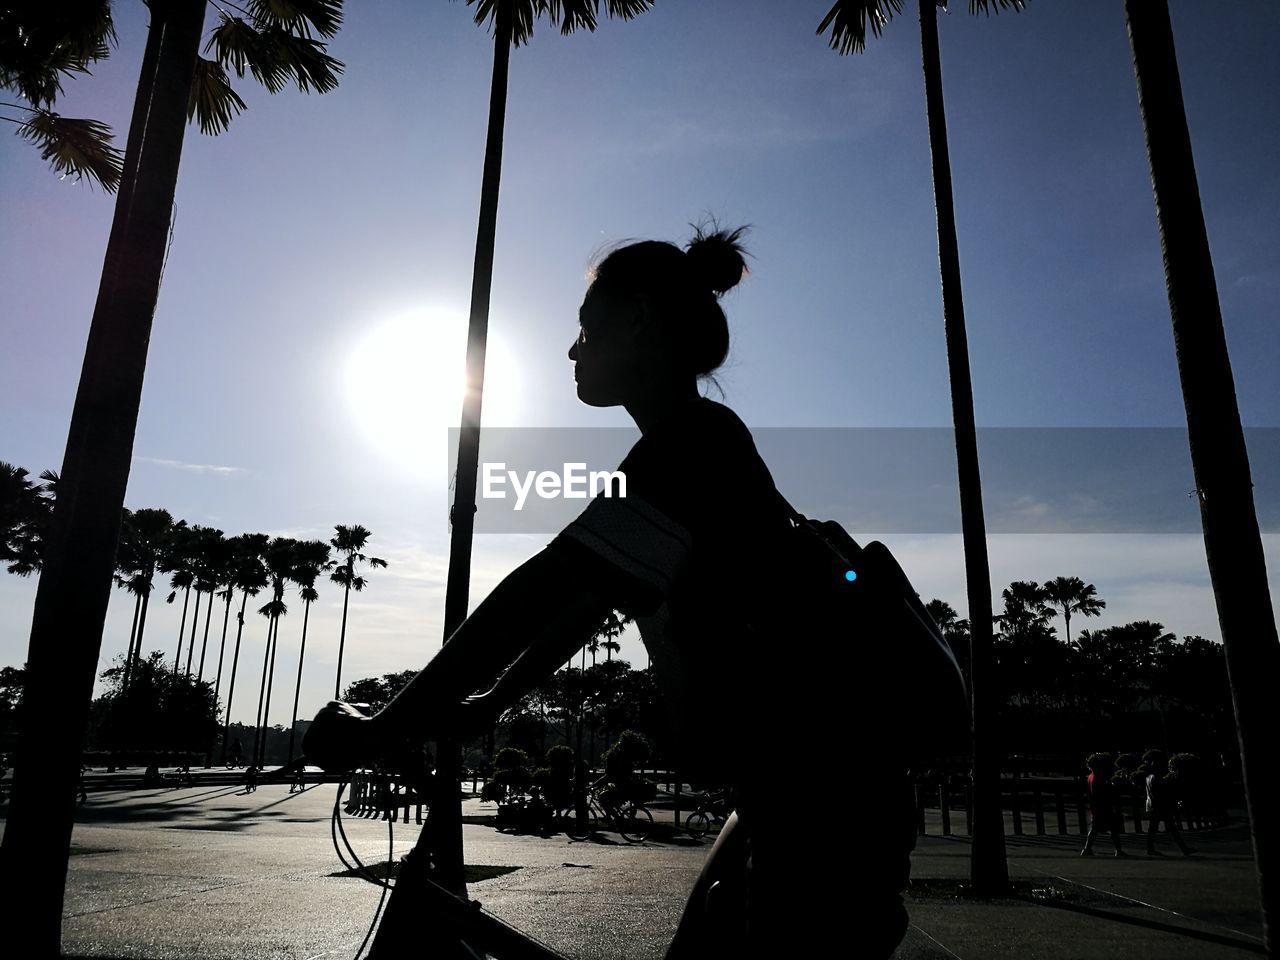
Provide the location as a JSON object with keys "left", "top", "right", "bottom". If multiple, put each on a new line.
{"left": 306, "top": 224, "right": 913, "bottom": 958}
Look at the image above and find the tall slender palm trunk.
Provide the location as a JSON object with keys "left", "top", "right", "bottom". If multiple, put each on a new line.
{"left": 197, "top": 590, "right": 214, "bottom": 680}
{"left": 185, "top": 588, "right": 202, "bottom": 675}
{"left": 334, "top": 578, "right": 351, "bottom": 698}
{"left": 174, "top": 585, "right": 191, "bottom": 672}
{"left": 431, "top": 0, "right": 512, "bottom": 897}
{"left": 259, "top": 615, "right": 282, "bottom": 766}
{"left": 213, "top": 590, "right": 234, "bottom": 700}
{"left": 1126, "top": 1, "right": 1280, "bottom": 947}
{"left": 0, "top": 1, "right": 208, "bottom": 947}
{"left": 252, "top": 618, "right": 275, "bottom": 765}
{"left": 121, "top": 593, "right": 142, "bottom": 689}
{"left": 127, "top": 587, "right": 153, "bottom": 690}
{"left": 288, "top": 600, "right": 313, "bottom": 762}
{"left": 917, "top": 0, "right": 1007, "bottom": 894}
{"left": 219, "top": 590, "right": 251, "bottom": 764}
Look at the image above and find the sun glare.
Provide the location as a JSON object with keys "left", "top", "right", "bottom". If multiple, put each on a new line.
{"left": 344, "top": 308, "right": 522, "bottom": 477}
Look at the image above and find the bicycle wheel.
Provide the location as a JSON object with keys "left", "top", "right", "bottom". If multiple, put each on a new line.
{"left": 685, "top": 809, "right": 711, "bottom": 839}
{"left": 562, "top": 804, "right": 599, "bottom": 841}
{"left": 619, "top": 804, "right": 654, "bottom": 844}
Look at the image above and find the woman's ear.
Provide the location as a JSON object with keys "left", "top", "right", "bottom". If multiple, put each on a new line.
{"left": 626, "top": 293, "right": 656, "bottom": 333}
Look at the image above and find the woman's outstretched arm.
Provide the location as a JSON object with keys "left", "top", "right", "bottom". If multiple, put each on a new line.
{"left": 304, "top": 543, "right": 610, "bottom": 768}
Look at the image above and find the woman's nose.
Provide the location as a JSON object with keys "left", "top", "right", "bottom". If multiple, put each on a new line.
{"left": 568, "top": 339, "right": 579, "bottom": 361}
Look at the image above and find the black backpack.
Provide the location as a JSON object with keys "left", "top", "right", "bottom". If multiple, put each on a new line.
{"left": 772, "top": 490, "right": 971, "bottom": 762}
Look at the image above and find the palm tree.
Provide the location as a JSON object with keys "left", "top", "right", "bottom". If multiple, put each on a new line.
{"left": 116, "top": 508, "right": 181, "bottom": 691}
{"left": 163, "top": 525, "right": 200, "bottom": 673}
{"left": 817, "top": 0, "right": 1024, "bottom": 895}
{"left": 254, "top": 537, "right": 298, "bottom": 767}
{"left": 431, "top": 0, "right": 653, "bottom": 895}
{"left": 193, "top": 528, "right": 230, "bottom": 680}
{"left": 328, "top": 524, "right": 387, "bottom": 698}
{"left": 218, "top": 533, "right": 268, "bottom": 764}
{"left": 286, "top": 539, "right": 331, "bottom": 762}
{"left": 0, "top": 462, "right": 53, "bottom": 577}
{"left": 995, "top": 580, "right": 1052, "bottom": 636}
{"left": 2, "top": 5, "right": 346, "bottom": 942}
{"left": 1125, "top": 2, "right": 1280, "bottom": 943}
{"left": 1041, "top": 576, "right": 1104, "bottom": 647}
{"left": 0, "top": 1, "right": 123, "bottom": 190}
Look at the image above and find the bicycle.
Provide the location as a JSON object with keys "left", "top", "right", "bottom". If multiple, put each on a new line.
{"left": 302, "top": 749, "right": 573, "bottom": 959}
{"left": 683, "top": 788, "right": 731, "bottom": 840}
{"left": 561, "top": 776, "right": 654, "bottom": 844}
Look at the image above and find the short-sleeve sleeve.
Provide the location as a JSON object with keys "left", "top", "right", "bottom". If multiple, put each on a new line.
{"left": 549, "top": 399, "right": 780, "bottom": 616}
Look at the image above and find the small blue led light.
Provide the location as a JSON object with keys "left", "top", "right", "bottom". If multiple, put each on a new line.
{"left": 844, "top": 570, "right": 858, "bottom": 582}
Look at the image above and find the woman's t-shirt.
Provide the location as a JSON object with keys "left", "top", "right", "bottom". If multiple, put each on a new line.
{"left": 548, "top": 397, "right": 795, "bottom": 783}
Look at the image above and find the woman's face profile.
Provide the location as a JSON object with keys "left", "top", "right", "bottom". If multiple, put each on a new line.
{"left": 568, "top": 284, "right": 649, "bottom": 408}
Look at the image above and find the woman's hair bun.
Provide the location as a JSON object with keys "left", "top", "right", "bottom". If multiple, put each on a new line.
{"left": 684, "top": 223, "right": 749, "bottom": 296}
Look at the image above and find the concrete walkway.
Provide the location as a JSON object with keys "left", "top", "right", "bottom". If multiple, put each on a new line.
{"left": 6, "top": 778, "right": 1263, "bottom": 959}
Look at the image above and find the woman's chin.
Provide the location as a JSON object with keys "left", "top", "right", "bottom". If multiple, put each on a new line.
{"left": 576, "top": 383, "right": 620, "bottom": 407}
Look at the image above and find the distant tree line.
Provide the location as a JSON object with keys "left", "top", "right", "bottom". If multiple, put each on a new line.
{"left": 1, "top": 461, "right": 387, "bottom": 765}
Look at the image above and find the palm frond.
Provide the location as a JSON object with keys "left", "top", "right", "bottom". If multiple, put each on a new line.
{"left": 207, "top": 15, "right": 288, "bottom": 92}
{"left": 248, "top": 0, "right": 344, "bottom": 39}
{"left": 467, "top": 0, "right": 536, "bottom": 48}
{"left": 969, "top": 0, "right": 1027, "bottom": 14}
{"left": 188, "top": 58, "right": 247, "bottom": 135}
{"left": 17, "top": 109, "right": 121, "bottom": 191}
{"left": 549, "top": 0, "right": 598, "bottom": 34}
{"left": 0, "top": 0, "right": 115, "bottom": 107}
{"left": 261, "top": 27, "right": 343, "bottom": 93}
{"left": 603, "top": 0, "right": 653, "bottom": 20}
{"left": 816, "top": 0, "right": 903, "bottom": 55}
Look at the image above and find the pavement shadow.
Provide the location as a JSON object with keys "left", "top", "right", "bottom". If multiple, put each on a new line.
{"left": 1015, "top": 891, "right": 1265, "bottom": 954}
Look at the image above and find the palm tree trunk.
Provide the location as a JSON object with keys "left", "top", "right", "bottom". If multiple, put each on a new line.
{"left": 174, "top": 585, "right": 191, "bottom": 672}
{"left": 288, "top": 599, "right": 313, "bottom": 763}
{"left": 259, "top": 614, "right": 282, "bottom": 767}
{"left": 197, "top": 588, "right": 215, "bottom": 680}
{"left": 0, "top": 1, "right": 207, "bottom": 946}
{"left": 917, "top": 0, "right": 1007, "bottom": 895}
{"left": 431, "top": 0, "right": 512, "bottom": 898}
{"left": 252, "top": 617, "right": 274, "bottom": 765}
{"left": 129, "top": 586, "right": 153, "bottom": 688}
{"left": 185, "top": 587, "right": 202, "bottom": 675}
{"left": 213, "top": 589, "right": 233, "bottom": 700}
{"left": 1126, "top": 1, "right": 1280, "bottom": 947}
{"left": 121, "top": 592, "right": 142, "bottom": 690}
{"left": 1064, "top": 609, "right": 1072, "bottom": 647}
{"left": 335, "top": 576, "right": 351, "bottom": 698}
{"left": 219, "top": 589, "right": 250, "bottom": 764}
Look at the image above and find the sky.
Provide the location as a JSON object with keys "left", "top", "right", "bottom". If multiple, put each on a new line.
{"left": 1, "top": 0, "right": 1277, "bottom": 727}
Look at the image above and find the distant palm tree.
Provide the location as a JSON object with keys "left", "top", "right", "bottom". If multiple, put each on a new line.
{"left": 1041, "top": 576, "right": 1104, "bottom": 648}
{"left": 1124, "top": 2, "right": 1280, "bottom": 945}
{"left": 433, "top": 0, "right": 653, "bottom": 894}
{"left": 995, "top": 580, "right": 1052, "bottom": 637}
{"left": 3, "top": 6, "right": 346, "bottom": 943}
{"left": 116, "top": 508, "right": 181, "bottom": 691}
{"left": 0, "top": 462, "right": 53, "bottom": 576}
{"left": 329, "top": 524, "right": 387, "bottom": 698}
{"left": 218, "top": 533, "right": 268, "bottom": 764}
{"left": 163, "top": 526, "right": 200, "bottom": 673}
{"left": 817, "top": 0, "right": 1026, "bottom": 896}
{"left": 287, "top": 539, "right": 331, "bottom": 762}
{"left": 193, "top": 528, "right": 230, "bottom": 680}
{"left": 254, "top": 537, "right": 298, "bottom": 766}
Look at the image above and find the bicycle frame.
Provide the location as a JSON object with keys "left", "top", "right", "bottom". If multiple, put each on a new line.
{"left": 353, "top": 771, "right": 571, "bottom": 960}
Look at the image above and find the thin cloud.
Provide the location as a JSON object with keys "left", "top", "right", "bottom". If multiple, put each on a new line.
{"left": 134, "top": 456, "right": 247, "bottom": 476}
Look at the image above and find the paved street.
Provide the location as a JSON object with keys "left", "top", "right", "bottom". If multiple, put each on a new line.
{"left": 6, "top": 777, "right": 1264, "bottom": 959}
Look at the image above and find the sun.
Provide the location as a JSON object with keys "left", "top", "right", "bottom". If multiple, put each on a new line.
{"left": 344, "top": 307, "right": 522, "bottom": 477}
